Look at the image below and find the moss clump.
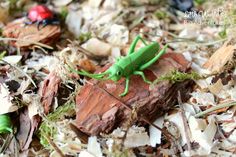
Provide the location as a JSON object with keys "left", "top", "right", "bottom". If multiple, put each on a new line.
{"left": 0, "top": 51, "right": 6, "bottom": 60}
{"left": 78, "top": 32, "right": 92, "bottom": 43}
{"left": 60, "top": 6, "right": 68, "bottom": 20}
{"left": 38, "top": 102, "right": 75, "bottom": 149}
{"left": 153, "top": 70, "right": 201, "bottom": 84}
{"left": 154, "top": 10, "right": 167, "bottom": 19}
{"left": 194, "top": 0, "right": 206, "bottom": 5}
{"left": 219, "top": 27, "right": 227, "bottom": 39}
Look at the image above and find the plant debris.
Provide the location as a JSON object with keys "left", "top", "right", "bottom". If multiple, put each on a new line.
{"left": 0, "top": 0, "right": 236, "bottom": 156}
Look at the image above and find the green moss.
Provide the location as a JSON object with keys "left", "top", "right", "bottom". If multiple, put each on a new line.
{"left": 154, "top": 10, "right": 167, "bottom": 19}
{"left": 77, "top": 32, "right": 92, "bottom": 43}
{"left": 153, "top": 70, "right": 201, "bottom": 84}
{"left": 0, "top": 51, "right": 6, "bottom": 60}
{"left": 194, "top": 0, "right": 206, "bottom": 5}
{"left": 38, "top": 102, "right": 75, "bottom": 149}
{"left": 8, "top": 0, "right": 23, "bottom": 14}
{"left": 60, "top": 6, "right": 68, "bottom": 20}
{"left": 218, "top": 27, "right": 227, "bottom": 39}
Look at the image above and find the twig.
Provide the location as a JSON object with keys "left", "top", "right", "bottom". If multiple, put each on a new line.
{"left": 1, "top": 60, "right": 37, "bottom": 87}
{"left": 67, "top": 39, "right": 103, "bottom": 60}
{"left": 33, "top": 45, "right": 49, "bottom": 54}
{"left": 0, "top": 133, "right": 13, "bottom": 153}
{"left": 0, "top": 37, "right": 53, "bottom": 49}
{"left": 69, "top": 123, "right": 88, "bottom": 144}
{"left": 214, "top": 117, "right": 236, "bottom": 145}
{"left": 139, "top": 31, "right": 227, "bottom": 46}
{"left": 177, "top": 91, "right": 191, "bottom": 153}
{"left": 195, "top": 101, "right": 236, "bottom": 118}
{"left": 120, "top": 106, "right": 138, "bottom": 149}
{"left": 44, "top": 134, "right": 65, "bottom": 157}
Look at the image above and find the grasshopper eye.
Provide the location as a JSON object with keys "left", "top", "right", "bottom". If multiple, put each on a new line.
{"left": 117, "top": 71, "right": 121, "bottom": 76}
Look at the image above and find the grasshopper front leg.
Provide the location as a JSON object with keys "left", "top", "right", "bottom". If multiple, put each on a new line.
{"left": 119, "top": 76, "right": 130, "bottom": 97}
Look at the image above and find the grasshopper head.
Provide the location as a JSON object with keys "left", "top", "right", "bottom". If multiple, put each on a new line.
{"left": 107, "top": 64, "right": 123, "bottom": 82}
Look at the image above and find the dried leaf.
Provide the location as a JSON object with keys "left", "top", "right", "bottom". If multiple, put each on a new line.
{"left": 16, "top": 108, "right": 40, "bottom": 151}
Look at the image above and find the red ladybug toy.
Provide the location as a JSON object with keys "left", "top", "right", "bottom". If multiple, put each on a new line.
{"left": 26, "top": 5, "right": 59, "bottom": 29}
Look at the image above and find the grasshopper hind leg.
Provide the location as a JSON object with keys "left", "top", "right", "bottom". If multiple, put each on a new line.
{"left": 139, "top": 45, "right": 168, "bottom": 71}
{"left": 133, "top": 71, "right": 152, "bottom": 84}
{"left": 128, "top": 35, "right": 148, "bottom": 55}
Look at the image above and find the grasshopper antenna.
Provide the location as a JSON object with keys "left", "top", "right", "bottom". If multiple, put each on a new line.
{"left": 67, "top": 65, "right": 110, "bottom": 80}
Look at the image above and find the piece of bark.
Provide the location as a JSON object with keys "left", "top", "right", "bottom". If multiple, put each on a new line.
{"left": 2, "top": 18, "right": 60, "bottom": 48}
{"left": 76, "top": 53, "right": 194, "bottom": 135}
{"left": 40, "top": 72, "right": 61, "bottom": 115}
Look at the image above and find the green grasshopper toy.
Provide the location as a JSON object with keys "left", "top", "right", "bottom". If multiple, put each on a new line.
{"left": 72, "top": 35, "right": 167, "bottom": 96}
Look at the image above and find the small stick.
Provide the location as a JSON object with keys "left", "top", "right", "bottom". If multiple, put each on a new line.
{"left": 139, "top": 31, "right": 227, "bottom": 46}
{"left": 120, "top": 106, "right": 138, "bottom": 149}
{"left": 0, "top": 37, "right": 53, "bottom": 49}
{"left": 177, "top": 91, "right": 191, "bottom": 153}
{"left": 1, "top": 60, "right": 37, "bottom": 87}
{"left": 69, "top": 123, "right": 88, "bottom": 144}
{"left": 44, "top": 134, "right": 65, "bottom": 157}
{"left": 195, "top": 101, "right": 236, "bottom": 118}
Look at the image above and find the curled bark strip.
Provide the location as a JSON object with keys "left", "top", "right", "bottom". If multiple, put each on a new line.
{"left": 40, "top": 72, "right": 61, "bottom": 115}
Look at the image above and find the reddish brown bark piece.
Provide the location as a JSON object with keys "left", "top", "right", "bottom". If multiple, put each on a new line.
{"left": 76, "top": 53, "right": 193, "bottom": 135}
{"left": 2, "top": 18, "right": 60, "bottom": 48}
{"left": 40, "top": 72, "right": 61, "bottom": 114}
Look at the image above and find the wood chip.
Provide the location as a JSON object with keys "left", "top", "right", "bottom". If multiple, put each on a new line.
{"left": 3, "top": 18, "right": 60, "bottom": 48}
{"left": 203, "top": 41, "right": 235, "bottom": 73}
